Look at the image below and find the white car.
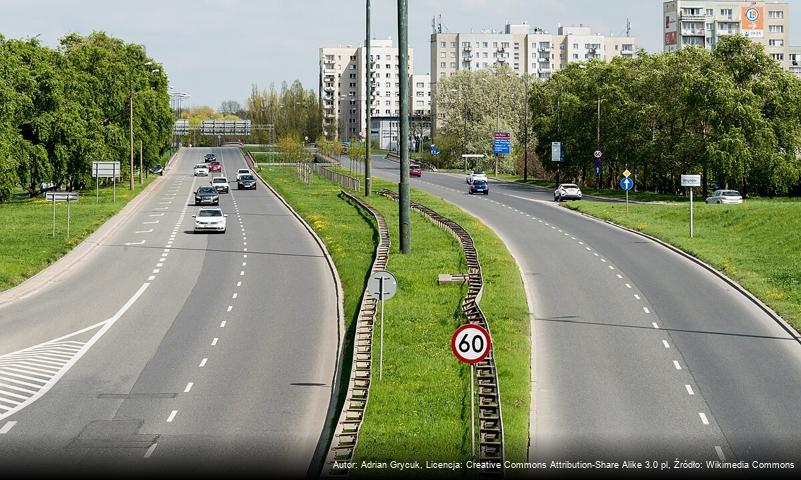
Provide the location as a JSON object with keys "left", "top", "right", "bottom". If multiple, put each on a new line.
{"left": 466, "top": 171, "right": 487, "bottom": 184}
{"left": 236, "top": 168, "right": 252, "bottom": 181}
{"left": 193, "top": 207, "right": 227, "bottom": 233}
{"left": 554, "top": 183, "right": 582, "bottom": 201}
{"left": 193, "top": 164, "right": 209, "bottom": 176}
{"left": 706, "top": 190, "right": 743, "bottom": 204}
{"left": 210, "top": 176, "right": 230, "bottom": 193}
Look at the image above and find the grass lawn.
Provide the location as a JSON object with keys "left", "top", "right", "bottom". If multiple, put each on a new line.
{"left": 0, "top": 176, "right": 156, "bottom": 291}
{"left": 258, "top": 166, "right": 530, "bottom": 467}
{"left": 242, "top": 145, "right": 278, "bottom": 154}
{"left": 566, "top": 199, "right": 801, "bottom": 330}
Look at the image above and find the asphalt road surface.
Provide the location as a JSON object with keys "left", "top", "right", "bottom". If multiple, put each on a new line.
{"left": 366, "top": 155, "right": 801, "bottom": 466}
{"left": 0, "top": 147, "right": 338, "bottom": 476}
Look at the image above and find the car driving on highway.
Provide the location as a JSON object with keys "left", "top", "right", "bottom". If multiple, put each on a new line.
{"left": 237, "top": 174, "right": 257, "bottom": 190}
{"left": 554, "top": 183, "right": 582, "bottom": 202}
{"left": 195, "top": 186, "right": 219, "bottom": 205}
{"left": 469, "top": 179, "right": 489, "bottom": 195}
{"left": 209, "top": 161, "right": 222, "bottom": 173}
{"left": 706, "top": 190, "right": 743, "bottom": 204}
{"left": 410, "top": 163, "right": 422, "bottom": 177}
{"left": 236, "top": 168, "right": 252, "bottom": 181}
{"left": 466, "top": 170, "right": 487, "bottom": 184}
{"left": 210, "top": 177, "right": 230, "bottom": 193}
{"left": 204, "top": 153, "right": 216, "bottom": 162}
{"left": 193, "top": 207, "right": 227, "bottom": 233}
{"left": 193, "top": 163, "right": 209, "bottom": 176}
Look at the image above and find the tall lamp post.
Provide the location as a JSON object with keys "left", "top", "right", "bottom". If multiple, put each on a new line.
{"left": 397, "top": 0, "right": 411, "bottom": 254}
{"left": 523, "top": 73, "right": 530, "bottom": 182}
{"left": 365, "top": 0, "right": 373, "bottom": 196}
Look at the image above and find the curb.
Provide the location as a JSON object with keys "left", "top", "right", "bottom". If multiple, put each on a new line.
{"left": 243, "top": 152, "right": 347, "bottom": 477}
{"left": 563, "top": 205, "right": 801, "bottom": 343}
{"left": 0, "top": 149, "right": 183, "bottom": 309}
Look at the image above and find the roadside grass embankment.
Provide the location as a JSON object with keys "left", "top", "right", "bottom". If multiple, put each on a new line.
{"left": 259, "top": 165, "right": 530, "bottom": 466}
{"left": 495, "top": 173, "right": 687, "bottom": 202}
{"left": 565, "top": 199, "right": 801, "bottom": 330}
{"left": 0, "top": 176, "right": 156, "bottom": 291}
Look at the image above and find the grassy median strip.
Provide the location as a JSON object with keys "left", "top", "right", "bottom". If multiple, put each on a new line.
{"left": 566, "top": 199, "right": 801, "bottom": 330}
{"left": 259, "top": 166, "right": 530, "bottom": 466}
{"left": 0, "top": 177, "right": 156, "bottom": 291}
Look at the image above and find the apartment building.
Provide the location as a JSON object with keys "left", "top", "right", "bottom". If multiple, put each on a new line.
{"left": 790, "top": 45, "right": 801, "bottom": 76}
{"left": 410, "top": 74, "right": 432, "bottom": 116}
{"left": 430, "top": 22, "right": 636, "bottom": 130}
{"left": 319, "top": 40, "right": 413, "bottom": 141}
{"left": 663, "top": 1, "right": 796, "bottom": 73}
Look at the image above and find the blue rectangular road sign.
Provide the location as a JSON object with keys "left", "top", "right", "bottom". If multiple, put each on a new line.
{"left": 493, "top": 132, "right": 511, "bottom": 155}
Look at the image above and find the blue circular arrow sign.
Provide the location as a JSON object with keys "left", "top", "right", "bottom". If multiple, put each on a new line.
{"left": 620, "top": 177, "right": 633, "bottom": 191}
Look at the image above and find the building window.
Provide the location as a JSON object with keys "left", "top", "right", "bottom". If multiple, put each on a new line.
{"left": 706, "top": 8, "right": 713, "bottom": 16}
{"left": 772, "top": 53, "right": 785, "bottom": 61}
{"left": 440, "top": 41, "right": 446, "bottom": 47}
{"left": 768, "top": 11, "right": 784, "bottom": 19}
{"left": 769, "top": 39, "right": 784, "bottom": 47}
{"left": 440, "top": 62, "right": 446, "bottom": 68}
{"left": 720, "top": 8, "right": 732, "bottom": 18}
{"left": 769, "top": 25, "right": 784, "bottom": 33}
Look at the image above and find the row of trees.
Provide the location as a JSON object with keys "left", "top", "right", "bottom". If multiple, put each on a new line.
{"left": 0, "top": 33, "right": 173, "bottom": 201}
{"left": 433, "top": 36, "right": 801, "bottom": 196}
{"left": 246, "top": 81, "right": 321, "bottom": 144}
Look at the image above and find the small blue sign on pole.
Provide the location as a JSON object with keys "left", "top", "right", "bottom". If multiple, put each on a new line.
{"left": 493, "top": 132, "right": 511, "bottom": 155}
{"left": 620, "top": 177, "right": 633, "bottom": 191}
{"left": 595, "top": 165, "right": 601, "bottom": 175}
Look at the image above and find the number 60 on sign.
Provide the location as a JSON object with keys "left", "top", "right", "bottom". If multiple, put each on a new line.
{"left": 451, "top": 324, "right": 492, "bottom": 364}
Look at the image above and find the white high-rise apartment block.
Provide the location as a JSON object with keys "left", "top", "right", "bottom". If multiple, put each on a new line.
{"left": 663, "top": 1, "right": 798, "bottom": 75}
{"left": 319, "top": 40, "right": 413, "bottom": 141}
{"left": 430, "top": 22, "right": 636, "bottom": 130}
{"left": 410, "top": 74, "right": 431, "bottom": 117}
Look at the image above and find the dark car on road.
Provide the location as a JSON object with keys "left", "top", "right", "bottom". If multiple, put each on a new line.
{"left": 204, "top": 153, "right": 216, "bottom": 162}
{"left": 195, "top": 186, "right": 219, "bottom": 205}
{"left": 237, "top": 174, "right": 257, "bottom": 190}
{"left": 209, "top": 161, "right": 222, "bottom": 173}
{"left": 469, "top": 179, "right": 489, "bottom": 195}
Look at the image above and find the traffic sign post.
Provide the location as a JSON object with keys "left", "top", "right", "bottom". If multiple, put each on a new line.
{"left": 46, "top": 192, "right": 79, "bottom": 238}
{"left": 367, "top": 270, "right": 397, "bottom": 381}
{"left": 620, "top": 175, "right": 633, "bottom": 214}
{"left": 451, "top": 323, "right": 491, "bottom": 458}
{"left": 92, "top": 161, "right": 120, "bottom": 203}
{"left": 681, "top": 175, "right": 702, "bottom": 238}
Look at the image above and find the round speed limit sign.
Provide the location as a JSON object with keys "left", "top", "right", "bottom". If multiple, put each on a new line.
{"left": 451, "top": 324, "right": 491, "bottom": 364}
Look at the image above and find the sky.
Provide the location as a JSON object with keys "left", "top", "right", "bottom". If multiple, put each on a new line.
{"left": 2, "top": 0, "right": 801, "bottom": 109}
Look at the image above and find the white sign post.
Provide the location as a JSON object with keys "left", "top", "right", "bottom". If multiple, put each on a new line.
{"left": 451, "top": 323, "right": 492, "bottom": 458}
{"left": 367, "top": 270, "right": 397, "bottom": 381}
{"left": 92, "top": 161, "right": 121, "bottom": 203}
{"left": 461, "top": 154, "right": 485, "bottom": 173}
{"left": 681, "top": 175, "right": 702, "bottom": 238}
{"left": 46, "top": 192, "right": 79, "bottom": 238}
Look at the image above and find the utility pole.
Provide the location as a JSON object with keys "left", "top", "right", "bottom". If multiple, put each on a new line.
{"left": 139, "top": 140, "right": 143, "bottom": 184}
{"left": 397, "top": 0, "right": 411, "bottom": 254}
{"left": 556, "top": 76, "right": 561, "bottom": 186}
{"left": 129, "top": 93, "right": 134, "bottom": 190}
{"left": 597, "top": 95, "right": 601, "bottom": 192}
{"left": 365, "top": 0, "right": 372, "bottom": 196}
{"left": 523, "top": 74, "right": 529, "bottom": 182}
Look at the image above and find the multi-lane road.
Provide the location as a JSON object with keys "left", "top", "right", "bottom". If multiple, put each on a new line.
{"left": 366, "top": 155, "right": 801, "bottom": 465}
{"left": 0, "top": 147, "right": 338, "bottom": 475}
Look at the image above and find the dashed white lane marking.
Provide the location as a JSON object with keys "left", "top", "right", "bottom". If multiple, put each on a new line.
{"left": 715, "top": 446, "right": 726, "bottom": 462}
{"left": 585, "top": 247, "right": 591, "bottom": 251}
{"left": 673, "top": 361, "right": 682, "bottom": 370}
{"left": 240, "top": 271, "right": 245, "bottom": 276}
{"left": 227, "top": 306, "right": 233, "bottom": 312}
{"left": 242, "top": 262, "right": 247, "bottom": 267}
{"left": 686, "top": 385, "right": 695, "bottom": 395}
{"left": 634, "top": 294, "right": 641, "bottom": 300}
{"left": 184, "top": 382, "right": 193, "bottom": 393}
{"left": 156, "top": 263, "right": 163, "bottom": 268}
{"left": 699, "top": 412, "right": 710, "bottom": 425}
{"left": 0, "top": 421, "right": 17, "bottom": 434}
{"left": 601, "top": 259, "right": 607, "bottom": 263}
{"left": 211, "top": 338, "right": 218, "bottom": 346}
{"left": 125, "top": 241, "right": 146, "bottom": 246}
{"left": 643, "top": 307, "right": 651, "bottom": 314}
{"left": 149, "top": 213, "right": 164, "bottom": 217}
{"left": 220, "top": 321, "right": 226, "bottom": 328}
{"left": 144, "top": 443, "right": 158, "bottom": 458}
{"left": 243, "top": 255, "right": 247, "bottom": 259}
{"left": 652, "top": 322, "right": 660, "bottom": 329}
{"left": 616, "top": 274, "right": 623, "bottom": 279}
{"left": 199, "top": 358, "right": 207, "bottom": 368}
{"left": 159, "top": 257, "right": 166, "bottom": 262}
{"left": 144, "top": 221, "right": 159, "bottom": 225}
{"left": 152, "top": 269, "right": 160, "bottom": 274}
{"left": 625, "top": 283, "right": 632, "bottom": 289}
{"left": 243, "top": 248, "right": 247, "bottom": 252}
{"left": 608, "top": 266, "right": 614, "bottom": 270}
{"left": 237, "top": 281, "right": 242, "bottom": 287}
{"left": 166, "top": 410, "right": 178, "bottom": 423}
{"left": 232, "top": 293, "right": 238, "bottom": 299}
{"left": 148, "top": 276, "right": 156, "bottom": 281}
{"left": 662, "top": 340, "right": 670, "bottom": 349}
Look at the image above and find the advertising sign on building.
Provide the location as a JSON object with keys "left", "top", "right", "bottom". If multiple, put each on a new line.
{"left": 664, "top": 10, "right": 678, "bottom": 46}
{"left": 741, "top": 5, "right": 765, "bottom": 39}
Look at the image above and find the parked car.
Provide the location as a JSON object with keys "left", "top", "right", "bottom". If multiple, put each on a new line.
{"left": 237, "top": 174, "right": 257, "bottom": 190}
{"left": 410, "top": 164, "right": 422, "bottom": 177}
{"left": 148, "top": 164, "right": 164, "bottom": 176}
{"left": 194, "top": 186, "right": 219, "bottom": 205}
{"left": 209, "top": 161, "right": 222, "bottom": 173}
{"left": 554, "top": 183, "right": 582, "bottom": 201}
{"left": 706, "top": 190, "right": 743, "bottom": 204}
{"left": 193, "top": 207, "right": 227, "bottom": 233}
{"left": 236, "top": 168, "right": 252, "bottom": 181}
{"left": 193, "top": 164, "right": 209, "bottom": 176}
{"left": 466, "top": 170, "right": 487, "bottom": 184}
{"left": 469, "top": 179, "right": 489, "bottom": 195}
{"left": 210, "top": 177, "right": 230, "bottom": 193}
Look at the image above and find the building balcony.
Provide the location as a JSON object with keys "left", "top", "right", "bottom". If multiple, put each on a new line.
{"left": 680, "top": 14, "right": 707, "bottom": 22}
{"left": 681, "top": 29, "right": 706, "bottom": 36}
{"left": 497, "top": 57, "right": 507, "bottom": 63}
{"left": 324, "top": 68, "right": 336, "bottom": 75}
{"left": 538, "top": 47, "right": 551, "bottom": 52}
{"left": 538, "top": 56, "right": 549, "bottom": 62}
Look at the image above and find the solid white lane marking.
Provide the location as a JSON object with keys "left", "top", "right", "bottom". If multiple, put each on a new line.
{"left": 220, "top": 321, "right": 226, "bottom": 328}
{"left": 0, "top": 421, "right": 17, "bottom": 434}
{"left": 686, "top": 384, "right": 694, "bottom": 395}
{"left": 144, "top": 443, "right": 158, "bottom": 458}
{"left": 199, "top": 358, "right": 207, "bottom": 367}
{"left": 662, "top": 340, "right": 670, "bottom": 349}
{"left": 211, "top": 338, "right": 218, "bottom": 346}
{"left": 227, "top": 306, "right": 233, "bottom": 312}
{"left": 166, "top": 410, "right": 178, "bottom": 423}
{"left": 125, "top": 241, "right": 146, "bottom": 246}
{"left": 652, "top": 322, "right": 660, "bottom": 329}
{"left": 184, "top": 382, "right": 193, "bottom": 393}
{"left": 699, "top": 412, "right": 709, "bottom": 425}
{"left": 715, "top": 446, "right": 726, "bottom": 462}
{"left": 643, "top": 307, "right": 650, "bottom": 314}
{"left": 673, "top": 361, "right": 682, "bottom": 370}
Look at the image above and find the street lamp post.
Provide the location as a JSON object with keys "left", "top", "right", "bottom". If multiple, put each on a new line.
{"left": 397, "top": 0, "right": 411, "bottom": 254}
{"left": 365, "top": 0, "right": 372, "bottom": 196}
{"left": 523, "top": 74, "right": 530, "bottom": 182}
